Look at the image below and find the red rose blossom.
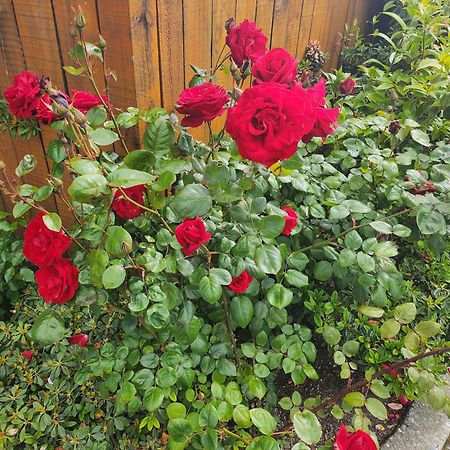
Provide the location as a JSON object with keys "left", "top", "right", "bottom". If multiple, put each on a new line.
{"left": 4, "top": 70, "right": 41, "bottom": 119}
{"left": 175, "top": 217, "right": 212, "bottom": 256}
{"left": 228, "top": 270, "right": 253, "bottom": 293}
{"left": 252, "top": 48, "right": 298, "bottom": 85}
{"left": 408, "top": 179, "right": 436, "bottom": 195}
{"left": 22, "top": 350, "right": 33, "bottom": 362}
{"left": 68, "top": 333, "right": 89, "bottom": 347}
{"left": 23, "top": 212, "right": 72, "bottom": 267}
{"left": 176, "top": 83, "right": 229, "bottom": 128}
{"left": 302, "top": 78, "right": 339, "bottom": 143}
{"left": 226, "top": 20, "right": 267, "bottom": 67}
{"left": 112, "top": 185, "right": 146, "bottom": 219}
{"left": 35, "top": 258, "right": 79, "bottom": 304}
{"left": 333, "top": 425, "right": 377, "bottom": 450}
{"left": 71, "top": 89, "right": 108, "bottom": 114}
{"left": 338, "top": 77, "right": 356, "bottom": 95}
{"left": 281, "top": 206, "right": 298, "bottom": 235}
{"left": 35, "top": 94, "right": 58, "bottom": 125}
{"left": 226, "top": 82, "right": 315, "bottom": 166}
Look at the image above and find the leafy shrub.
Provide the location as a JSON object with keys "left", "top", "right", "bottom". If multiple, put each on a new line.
{"left": 0, "top": 1, "right": 449, "bottom": 449}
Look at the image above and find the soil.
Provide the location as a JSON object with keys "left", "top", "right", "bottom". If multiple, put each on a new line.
{"left": 272, "top": 345, "right": 411, "bottom": 449}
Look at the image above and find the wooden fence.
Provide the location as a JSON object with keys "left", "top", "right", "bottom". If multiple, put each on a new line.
{"left": 0, "top": 0, "right": 384, "bottom": 217}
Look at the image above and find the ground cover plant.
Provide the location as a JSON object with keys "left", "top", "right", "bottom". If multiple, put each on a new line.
{"left": 0, "top": 0, "right": 449, "bottom": 449}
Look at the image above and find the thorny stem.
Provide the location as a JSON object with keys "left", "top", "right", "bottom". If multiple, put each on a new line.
{"left": 298, "top": 208, "right": 414, "bottom": 253}
{"left": 207, "top": 121, "right": 216, "bottom": 160}
{"left": 279, "top": 345, "right": 450, "bottom": 432}
{"left": 79, "top": 31, "right": 130, "bottom": 154}
{"left": 222, "top": 293, "right": 241, "bottom": 368}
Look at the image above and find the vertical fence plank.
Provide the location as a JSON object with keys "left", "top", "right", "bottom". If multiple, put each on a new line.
{"left": 325, "top": 0, "right": 351, "bottom": 69}
{"left": 255, "top": 0, "right": 275, "bottom": 42}
{"left": 271, "top": 0, "right": 304, "bottom": 55}
{"left": 96, "top": 0, "right": 139, "bottom": 150}
{"left": 129, "top": 0, "right": 161, "bottom": 138}
{"left": 157, "top": 0, "right": 184, "bottom": 112}
{"left": 296, "top": 0, "right": 315, "bottom": 58}
{"left": 52, "top": 0, "right": 105, "bottom": 93}
{"left": 235, "top": 0, "right": 257, "bottom": 22}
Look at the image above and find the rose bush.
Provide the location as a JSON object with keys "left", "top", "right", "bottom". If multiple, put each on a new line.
{"left": 0, "top": 1, "right": 449, "bottom": 449}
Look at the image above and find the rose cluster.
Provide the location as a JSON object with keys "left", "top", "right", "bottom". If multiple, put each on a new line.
{"left": 175, "top": 19, "right": 339, "bottom": 167}
{"left": 23, "top": 212, "right": 79, "bottom": 304}
{"left": 3, "top": 70, "right": 108, "bottom": 124}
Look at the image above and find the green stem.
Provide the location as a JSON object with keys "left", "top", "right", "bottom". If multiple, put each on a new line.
{"left": 222, "top": 293, "right": 241, "bottom": 368}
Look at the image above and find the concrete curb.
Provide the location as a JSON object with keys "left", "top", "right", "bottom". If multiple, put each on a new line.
{"left": 382, "top": 380, "right": 450, "bottom": 450}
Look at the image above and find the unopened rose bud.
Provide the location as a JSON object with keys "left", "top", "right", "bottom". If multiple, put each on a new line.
{"left": 75, "top": 10, "right": 86, "bottom": 30}
{"left": 241, "top": 60, "right": 251, "bottom": 78}
{"left": 398, "top": 396, "right": 411, "bottom": 406}
{"left": 98, "top": 34, "right": 107, "bottom": 50}
{"left": 51, "top": 92, "right": 70, "bottom": 110}
{"left": 49, "top": 178, "right": 63, "bottom": 191}
{"left": 388, "top": 120, "right": 401, "bottom": 135}
{"left": 73, "top": 109, "right": 87, "bottom": 125}
{"left": 225, "top": 17, "right": 235, "bottom": 32}
{"left": 390, "top": 89, "right": 398, "bottom": 103}
{"left": 39, "top": 75, "right": 50, "bottom": 91}
{"left": 0, "top": 161, "right": 5, "bottom": 171}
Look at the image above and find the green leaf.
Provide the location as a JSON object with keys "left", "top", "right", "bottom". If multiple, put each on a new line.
{"left": 108, "top": 168, "right": 154, "bottom": 188}
{"left": 12, "top": 201, "right": 32, "bottom": 218}
{"left": 102, "top": 265, "right": 126, "bottom": 289}
{"left": 146, "top": 304, "right": 170, "bottom": 329}
{"left": 250, "top": 408, "right": 277, "bottom": 435}
{"left": 370, "top": 380, "right": 390, "bottom": 399}
{"left": 42, "top": 212, "right": 62, "bottom": 232}
{"left": 293, "top": 411, "right": 322, "bottom": 445}
{"left": 255, "top": 245, "right": 282, "bottom": 274}
{"left": 404, "top": 332, "right": 420, "bottom": 351}
{"left": 128, "top": 294, "right": 149, "bottom": 313}
{"left": 68, "top": 174, "right": 109, "bottom": 202}
{"left": 210, "top": 268, "right": 232, "bottom": 285}
{"left": 357, "top": 252, "right": 376, "bottom": 272}
{"left": 119, "top": 381, "right": 136, "bottom": 402}
{"left": 248, "top": 376, "right": 267, "bottom": 399}
{"left": 411, "top": 129, "right": 430, "bottom": 147}
{"left": 199, "top": 275, "right": 222, "bottom": 304}
{"left": 89, "top": 128, "right": 119, "bottom": 146}
{"left": 392, "top": 224, "right": 411, "bottom": 237}
{"left": 358, "top": 304, "right": 385, "bottom": 318}
{"left": 144, "top": 117, "right": 174, "bottom": 153}
{"left": 104, "top": 226, "right": 133, "bottom": 257}
{"left": 342, "top": 340, "right": 360, "bottom": 356}
{"left": 416, "top": 209, "right": 446, "bottom": 235}
{"left": 329, "top": 205, "right": 350, "bottom": 220}
{"left": 63, "top": 65, "right": 86, "bottom": 75}
{"left": 70, "top": 157, "right": 101, "bottom": 175}
{"left": 217, "top": 359, "right": 237, "bottom": 377}
{"left": 167, "top": 403, "right": 187, "bottom": 420}
{"left": 167, "top": 418, "right": 193, "bottom": 444}
{"left": 365, "top": 397, "right": 387, "bottom": 419}
{"left": 86, "top": 107, "right": 107, "bottom": 127}
{"left": 344, "top": 392, "right": 365, "bottom": 407}
{"left": 29, "top": 311, "right": 65, "bottom": 346}
{"left": 143, "top": 387, "right": 164, "bottom": 411}
{"left": 369, "top": 221, "right": 392, "bottom": 234}
{"left": 199, "top": 404, "right": 219, "bottom": 428}
{"left": 287, "top": 251, "right": 309, "bottom": 270}
{"left": 342, "top": 200, "right": 371, "bottom": 214}
{"left": 339, "top": 249, "right": 356, "bottom": 267}
{"left": 172, "top": 184, "right": 212, "bottom": 217}
{"left": 415, "top": 320, "right": 441, "bottom": 337}
{"left": 124, "top": 150, "right": 155, "bottom": 173}
{"left": 313, "top": 261, "right": 333, "bottom": 281}
{"left": 33, "top": 185, "right": 53, "bottom": 201}
{"left": 87, "top": 249, "right": 109, "bottom": 287}
{"left": 47, "top": 140, "right": 67, "bottom": 163}
{"left": 152, "top": 170, "right": 176, "bottom": 192}
{"left": 344, "top": 230, "right": 363, "bottom": 250}
{"left": 380, "top": 319, "right": 401, "bottom": 339}
{"left": 233, "top": 405, "right": 252, "bottom": 427}
{"left": 267, "top": 284, "right": 293, "bottom": 309}
{"left": 16, "top": 155, "right": 37, "bottom": 177}
{"left": 427, "top": 387, "right": 446, "bottom": 410}
{"left": 394, "top": 303, "right": 416, "bottom": 324}
{"left": 247, "top": 436, "right": 280, "bottom": 450}
{"left": 230, "top": 296, "right": 253, "bottom": 328}
{"left": 257, "top": 215, "right": 285, "bottom": 239}
{"left": 285, "top": 270, "right": 309, "bottom": 288}
{"left": 323, "top": 325, "right": 341, "bottom": 345}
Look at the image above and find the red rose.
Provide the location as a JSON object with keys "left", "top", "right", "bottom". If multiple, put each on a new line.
{"left": 68, "top": 333, "right": 89, "bottom": 347}
{"left": 281, "top": 206, "right": 298, "bottom": 235}
{"left": 398, "top": 396, "right": 411, "bottom": 406}
{"left": 22, "top": 350, "right": 33, "bottom": 362}
{"left": 408, "top": 180, "right": 436, "bottom": 195}
{"left": 71, "top": 89, "right": 109, "bottom": 114}
{"left": 228, "top": 270, "right": 253, "bottom": 293}
{"left": 382, "top": 363, "right": 399, "bottom": 377}
{"left": 333, "top": 425, "right": 377, "bottom": 450}
{"left": 112, "top": 185, "right": 146, "bottom": 219}
{"left": 338, "top": 77, "right": 356, "bottom": 95}
{"left": 226, "top": 20, "right": 267, "bottom": 67}
{"left": 35, "top": 95, "right": 58, "bottom": 125}
{"left": 35, "top": 258, "right": 79, "bottom": 304}
{"left": 4, "top": 70, "right": 41, "bottom": 119}
{"left": 175, "top": 217, "right": 212, "bottom": 256}
{"left": 302, "top": 79, "right": 339, "bottom": 143}
{"left": 226, "top": 82, "right": 315, "bottom": 166}
{"left": 23, "top": 212, "right": 72, "bottom": 267}
{"left": 252, "top": 48, "right": 298, "bottom": 86}
{"left": 176, "top": 83, "right": 229, "bottom": 128}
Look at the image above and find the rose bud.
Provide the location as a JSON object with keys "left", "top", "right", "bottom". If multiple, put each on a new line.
{"left": 22, "top": 350, "right": 33, "bottom": 362}
{"left": 228, "top": 270, "right": 253, "bottom": 293}
{"left": 281, "top": 206, "right": 298, "bottom": 235}
{"left": 98, "top": 34, "right": 107, "bottom": 50}
{"left": 75, "top": 9, "right": 86, "bottom": 29}
{"left": 382, "top": 363, "right": 399, "bottom": 377}
{"left": 0, "top": 160, "right": 5, "bottom": 171}
{"left": 68, "top": 333, "right": 89, "bottom": 347}
{"left": 398, "top": 396, "right": 411, "bottom": 406}
{"left": 338, "top": 77, "right": 356, "bottom": 95}
{"left": 224, "top": 17, "right": 235, "bottom": 32}
{"left": 388, "top": 120, "right": 401, "bottom": 135}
